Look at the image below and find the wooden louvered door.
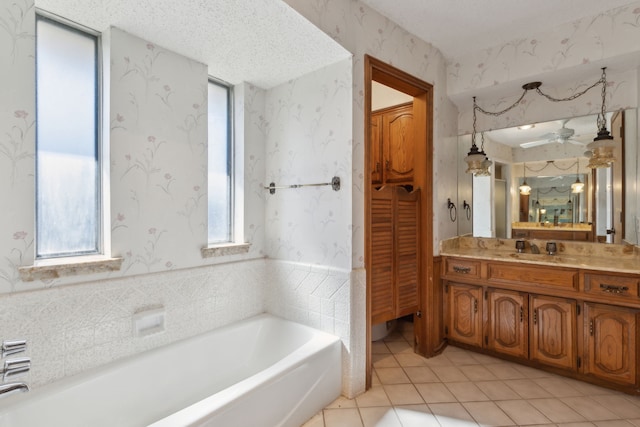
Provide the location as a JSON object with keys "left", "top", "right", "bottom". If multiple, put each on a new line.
{"left": 370, "top": 186, "right": 420, "bottom": 324}
{"left": 371, "top": 187, "right": 394, "bottom": 323}
{"left": 395, "top": 187, "right": 420, "bottom": 317}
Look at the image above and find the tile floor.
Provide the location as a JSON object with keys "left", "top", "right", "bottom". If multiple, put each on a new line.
{"left": 302, "top": 321, "right": 640, "bottom": 427}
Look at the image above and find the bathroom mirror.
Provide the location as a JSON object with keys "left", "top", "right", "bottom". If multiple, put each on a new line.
{"left": 457, "top": 109, "right": 639, "bottom": 245}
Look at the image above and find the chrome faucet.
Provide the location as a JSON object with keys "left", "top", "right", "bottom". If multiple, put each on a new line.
{"left": 1, "top": 357, "right": 30, "bottom": 380}
{"left": 0, "top": 382, "right": 29, "bottom": 397}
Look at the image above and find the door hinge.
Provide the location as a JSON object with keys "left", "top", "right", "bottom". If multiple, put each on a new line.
{"left": 577, "top": 356, "right": 582, "bottom": 368}
{"left": 444, "top": 326, "right": 449, "bottom": 335}
{"left": 484, "top": 336, "right": 488, "bottom": 345}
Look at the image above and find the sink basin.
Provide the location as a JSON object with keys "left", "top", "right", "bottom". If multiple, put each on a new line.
{"left": 506, "top": 252, "right": 580, "bottom": 264}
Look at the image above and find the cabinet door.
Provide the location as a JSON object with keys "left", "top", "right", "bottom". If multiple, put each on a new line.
{"left": 370, "top": 114, "right": 383, "bottom": 185}
{"left": 530, "top": 295, "right": 576, "bottom": 370}
{"left": 584, "top": 303, "right": 638, "bottom": 386}
{"left": 395, "top": 188, "right": 420, "bottom": 317}
{"left": 370, "top": 187, "right": 394, "bottom": 323}
{"left": 447, "top": 283, "right": 483, "bottom": 347}
{"left": 487, "top": 289, "right": 528, "bottom": 358}
{"left": 383, "top": 105, "right": 414, "bottom": 184}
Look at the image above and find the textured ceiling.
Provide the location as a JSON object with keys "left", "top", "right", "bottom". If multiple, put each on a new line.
{"left": 359, "top": 0, "right": 636, "bottom": 59}
{"left": 35, "top": 0, "right": 351, "bottom": 89}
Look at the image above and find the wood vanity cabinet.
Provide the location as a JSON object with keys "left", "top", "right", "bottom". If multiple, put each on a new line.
{"left": 371, "top": 103, "right": 414, "bottom": 186}
{"left": 529, "top": 295, "right": 577, "bottom": 370}
{"left": 486, "top": 289, "right": 528, "bottom": 359}
{"left": 583, "top": 303, "right": 638, "bottom": 386}
{"left": 446, "top": 283, "right": 483, "bottom": 347}
{"left": 442, "top": 256, "right": 640, "bottom": 394}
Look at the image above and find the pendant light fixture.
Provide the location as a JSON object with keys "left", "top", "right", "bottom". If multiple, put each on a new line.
{"left": 571, "top": 158, "right": 584, "bottom": 193}
{"left": 519, "top": 163, "right": 531, "bottom": 195}
{"left": 465, "top": 67, "right": 615, "bottom": 175}
{"left": 587, "top": 68, "right": 616, "bottom": 169}
{"left": 464, "top": 98, "right": 490, "bottom": 175}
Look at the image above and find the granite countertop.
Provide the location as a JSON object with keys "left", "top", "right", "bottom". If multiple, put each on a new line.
{"left": 440, "top": 236, "right": 640, "bottom": 275}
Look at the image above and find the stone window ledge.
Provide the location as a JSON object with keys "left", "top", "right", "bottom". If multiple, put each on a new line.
{"left": 19, "top": 257, "right": 123, "bottom": 282}
{"left": 201, "top": 243, "right": 251, "bottom": 258}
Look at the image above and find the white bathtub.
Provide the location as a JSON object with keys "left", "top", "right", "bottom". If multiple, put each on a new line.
{"left": 0, "top": 314, "right": 342, "bottom": 427}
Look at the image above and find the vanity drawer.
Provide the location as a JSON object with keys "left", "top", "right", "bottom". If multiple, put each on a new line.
{"left": 486, "top": 263, "right": 578, "bottom": 290}
{"left": 444, "top": 258, "right": 481, "bottom": 279}
{"left": 584, "top": 273, "right": 640, "bottom": 300}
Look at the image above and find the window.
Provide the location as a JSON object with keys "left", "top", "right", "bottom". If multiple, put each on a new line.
{"left": 207, "top": 79, "right": 233, "bottom": 244}
{"left": 36, "top": 15, "right": 101, "bottom": 258}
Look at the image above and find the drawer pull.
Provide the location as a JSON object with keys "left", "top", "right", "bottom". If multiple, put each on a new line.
{"left": 599, "top": 284, "right": 629, "bottom": 294}
{"left": 453, "top": 266, "right": 471, "bottom": 274}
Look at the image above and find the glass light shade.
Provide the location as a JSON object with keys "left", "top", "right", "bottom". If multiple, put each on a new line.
{"left": 519, "top": 180, "right": 531, "bottom": 195}
{"left": 464, "top": 145, "right": 486, "bottom": 174}
{"left": 586, "top": 127, "right": 616, "bottom": 169}
{"left": 571, "top": 178, "right": 584, "bottom": 193}
{"left": 540, "top": 207, "right": 547, "bottom": 214}
{"left": 475, "top": 157, "right": 492, "bottom": 176}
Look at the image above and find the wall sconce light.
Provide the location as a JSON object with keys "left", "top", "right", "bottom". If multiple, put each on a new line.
{"left": 519, "top": 163, "right": 531, "bottom": 195}
{"left": 571, "top": 158, "right": 584, "bottom": 193}
{"left": 465, "top": 67, "right": 615, "bottom": 175}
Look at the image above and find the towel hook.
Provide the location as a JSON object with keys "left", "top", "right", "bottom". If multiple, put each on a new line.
{"left": 447, "top": 198, "right": 457, "bottom": 222}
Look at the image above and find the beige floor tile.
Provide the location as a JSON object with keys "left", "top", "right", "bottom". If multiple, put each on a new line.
{"left": 431, "top": 365, "right": 469, "bottom": 382}
{"left": 627, "top": 419, "right": 640, "bottom": 426}
{"left": 459, "top": 365, "right": 499, "bottom": 381}
{"left": 372, "top": 341, "right": 391, "bottom": 354}
{"left": 563, "top": 378, "right": 619, "bottom": 396}
{"left": 373, "top": 353, "right": 400, "bottom": 369}
{"left": 504, "top": 378, "right": 553, "bottom": 399}
{"left": 403, "top": 366, "right": 440, "bottom": 383}
{"left": 496, "top": 400, "right": 552, "bottom": 425}
{"left": 429, "top": 402, "right": 478, "bottom": 426}
{"left": 372, "top": 370, "right": 381, "bottom": 386}
{"left": 463, "top": 401, "right": 515, "bottom": 426}
{"left": 326, "top": 395, "right": 357, "bottom": 409}
{"left": 375, "top": 367, "right": 411, "bottom": 384}
{"left": 532, "top": 377, "right": 583, "bottom": 397}
{"left": 442, "top": 345, "right": 466, "bottom": 354}
{"left": 561, "top": 396, "right": 620, "bottom": 421}
{"left": 394, "top": 352, "right": 427, "bottom": 367}
{"left": 394, "top": 404, "right": 441, "bottom": 427}
{"left": 446, "top": 351, "right": 481, "bottom": 366}
{"left": 383, "top": 384, "right": 424, "bottom": 405}
{"left": 556, "top": 423, "right": 597, "bottom": 427}
{"left": 386, "top": 340, "right": 413, "bottom": 354}
{"left": 470, "top": 352, "right": 504, "bottom": 364}
{"left": 359, "top": 406, "right": 402, "bottom": 427}
{"left": 383, "top": 331, "right": 406, "bottom": 342}
{"left": 529, "top": 398, "right": 585, "bottom": 423}
{"left": 592, "top": 421, "right": 636, "bottom": 427}
{"left": 323, "top": 408, "right": 364, "bottom": 427}
{"left": 591, "top": 396, "right": 640, "bottom": 419}
{"left": 356, "top": 385, "right": 392, "bottom": 408}
{"left": 514, "top": 364, "right": 556, "bottom": 378}
{"left": 423, "top": 354, "right": 454, "bottom": 367}
{"left": 301, "top": 411, "right": 324, "bottom": 427}
{"left": 485, "top": 363, "right": 528, "bottom": 380}
{"left": 625, "top": 396, "right": 640, "bottom": 408}
{"left": 414, "top": 382, "right": 457, "bottom": 403}
{"left": 445, "top": 381, "right": 490, "bottom": 402}
{"left": 475, "top": 380, "right": 520, "bottom": 401}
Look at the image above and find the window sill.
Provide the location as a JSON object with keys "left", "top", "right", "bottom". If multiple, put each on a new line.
{"left": 18, "top": 256, "right": 123, "bottom": 282}
{"left": 201, "top": 243, "right": 251, "bottom": 258}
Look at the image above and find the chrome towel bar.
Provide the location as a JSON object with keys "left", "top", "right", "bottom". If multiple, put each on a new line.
{"left": 264, "top": 176, "right": 341, "bottom": 195}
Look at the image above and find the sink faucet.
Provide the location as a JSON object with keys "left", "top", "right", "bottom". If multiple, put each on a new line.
{"left": 546, "top": 242, "right": 557, "bottom": 255}
{"left": 0, "top": 382, "right": 29, "bottom": 397}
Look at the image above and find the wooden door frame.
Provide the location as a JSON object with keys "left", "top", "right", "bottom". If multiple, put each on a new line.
{"left": 364, "top": 55, "right": 437, "bottom": 389}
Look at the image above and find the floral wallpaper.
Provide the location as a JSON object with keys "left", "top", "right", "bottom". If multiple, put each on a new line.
{"left": 285, "top": 0, "right": 461, "bottom": 259}
{"left": 264, "top": 59, "right": 353, "bottom": 270}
